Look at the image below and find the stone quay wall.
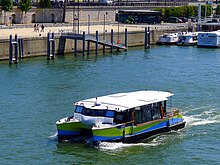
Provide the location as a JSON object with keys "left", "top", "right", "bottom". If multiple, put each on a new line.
{"left": 0, "top": 27, "right": 187, "bottom": 60}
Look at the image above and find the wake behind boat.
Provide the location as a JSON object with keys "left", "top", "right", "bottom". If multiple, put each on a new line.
{"left": 56, "top": 90, "right": 186, "bottom": 144}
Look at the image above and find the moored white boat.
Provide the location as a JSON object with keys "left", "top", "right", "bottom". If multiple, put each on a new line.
{"left": 56, "top": 90, "right": 186, "bottom": 143}
{"left": 157, "top": 33, "right": 179, "bottom": 45}
{"left": 177, "top": 32, "right": 198, "bottom": 46}
{"left": 197, "top": 30, "right": 220, "bottom": 48}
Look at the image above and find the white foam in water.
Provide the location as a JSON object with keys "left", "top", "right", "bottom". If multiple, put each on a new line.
{"left": 98, "top": 139, "right": 162, "bottom": 151}
{"left": 49, "top": 132, "right": 58, "bottom": 140}
{"left": 184, "top": 108, "right": 220, "bottom": 127}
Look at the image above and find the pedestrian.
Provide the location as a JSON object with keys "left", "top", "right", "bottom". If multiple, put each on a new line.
{"left": 41, "top": 24, "right": 44, "bottom": 32}
{"left": 34, "top": 24, "right": 36, "bottom": 32}
{"left": 36, "top": 24, "right": 39, "bottom": 32}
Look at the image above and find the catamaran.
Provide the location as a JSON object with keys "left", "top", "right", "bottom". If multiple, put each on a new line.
{"left": 56, "top": 90, "right": 185, "bottom": 143}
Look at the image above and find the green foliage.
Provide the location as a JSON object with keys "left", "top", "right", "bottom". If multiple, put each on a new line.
{"left": 39, "top": 0, "right": 51, "bottom": 8}
{"left": 125, "top": 16, "right": 135, "bottom": 24}
{"left": 19, "top": 0, "right": 32, "bottom": 13}
{"left": 1, "top": 0, "right": 13, "bottom": 12}
{"left": 154, "top": 5, "right": 212, "bottom": 21}
{"left": 216, "top": 5, "right": 220, "bottom": 15}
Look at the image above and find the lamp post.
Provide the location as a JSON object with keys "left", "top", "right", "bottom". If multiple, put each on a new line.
{"left": 77, "top": 0, "right": 80, "bottom": 34}
{"left": 117, "top": 14, "right": 120, "bottom": 40}
{"left": 73, "top": 7, "right": 75, "bottom": 33}
{"left": 88, "top": 14, "right": 90, "bottom": 35}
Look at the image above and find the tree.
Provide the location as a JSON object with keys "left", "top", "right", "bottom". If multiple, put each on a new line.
{"left": 1, "top": 0, "right": 13, "bottom": 24}
{"left": 39, "top": 0, "right": 51, "bottom": 8}
{"left": 216, "top": 5, "right": 220, "bottom": 15}
{"left": 19, "top": 0, "right": 32, "bottom": 24}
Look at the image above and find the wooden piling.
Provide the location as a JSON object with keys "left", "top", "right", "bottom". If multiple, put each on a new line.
{"left": 125, "top": 28, "right": 128, "bottom": 51}
{"left": 95, "top": 31, "right": 98, "bottom": 55}
{"left": 51, "top": 33, "right": 55, "bottom": 60}
{"left": 9, "top": 35, "right": 13, "bottom": 64}
{"left": 110, "top": 29, "right": 113, "bottom": 53}
{"left": 87, "top": 41, "right": 90, "bottom": 55}
{"left": 47, "top": 33, "right": 50, "bottom": 60}
{"left": 74, "top": 39, "right": 77, "bottom": 55}
{"left": 147, "top": 27, "right": 150, "bottom": 49}
{"left": 82, "top": 31, "right": 85, "bottom": 56}
{"left": 145, "top": 27, "right": 150, "bottom": 49}
{"left": 18, "top": 39, "right": 24, "bottom": 59}
{"left": 9, "top": 34, "right": 19, "bottom": 64}
{"left": 14, "top": 35, "right": 18, "bottom": 64}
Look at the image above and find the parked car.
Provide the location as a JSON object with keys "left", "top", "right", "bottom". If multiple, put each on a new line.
{"left": 190, "top": 17, "right": 197, "bottom": 22}
{"left": 179, "top": 17, "right": 188, "bottom": 23}
{"left": 167, "top": 17, "right": 183, "bottom": 23}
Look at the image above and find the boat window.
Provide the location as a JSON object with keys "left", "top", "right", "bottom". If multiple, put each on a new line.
{"left": 134, "top": 110, "right": 142, "bottom": 124}
{"left": 151, "top": 103, "right": 161, "bottom": 120}
{"left": 75, "top": 106, "right": 83, "bottom": 113}
{"left": 83, "top": 108, "right": 106, "bottom": 117}
{"left": 141, "top": 105, "right": 152, "bottom": 122}
{"left": 114, "top": 112, "right": 124, "bottom": 124}
{"left": 106, "top": 110, "right": 115, "bottom": 117}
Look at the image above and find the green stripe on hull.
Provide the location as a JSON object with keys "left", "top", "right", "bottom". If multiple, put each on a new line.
{"left": 57, "top": 121, "right": 89, "bottom": 132}
{"left": 93, "top": 119, "right": 168, "bottom": 139}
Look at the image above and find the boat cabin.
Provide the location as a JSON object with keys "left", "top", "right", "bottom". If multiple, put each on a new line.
{"left": 74, "top": 100, "right": 167, "bottom": 126}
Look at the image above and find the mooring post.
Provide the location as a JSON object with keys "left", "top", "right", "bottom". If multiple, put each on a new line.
{"left": 9, "top": 35, "right": 13, "bottom": 64}
{"left": 125, "top": 28, "right": 128, "bottom": 51}
{"left": 18, "top": 39, "right": 24, "bottom": 59}
{"left": 87, "top": 40, "right": 90, "bottom": 55}
{"left": 47, "top": 33, "right": 50, "bottom": 60}
{"left": 147, "top": 27, "right": 150, "bottom": 49}
{"left": 110, "top": 29, "right": 113, "bottom": 53}
{"left": 95, "top": 31, "right": 98, "bottom": 55}
{"left": 14, "top": 34, "right": 18, "bottom": 64}
{"left": 74, "top": 39, "right": 77, "bottom": 55}
{"left": 51, "top": 32, "right": 55, "bottom": 60}
{"left": 82, "top": 31, "right": 85, "bottom": 56}
{"left": 144, "top": 27, "right": 147, "bottom": 49}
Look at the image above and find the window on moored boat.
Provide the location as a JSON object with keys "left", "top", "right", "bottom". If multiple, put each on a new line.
{"left": 75, "top": 106, "right": 83, "bottom": 113}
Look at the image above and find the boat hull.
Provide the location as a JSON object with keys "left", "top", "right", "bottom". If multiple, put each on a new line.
{"left": 92, "top": 117, "right": 185, "bottom": 144}
{"left": 56, "top": 117, "right": 92, "bottom": 141}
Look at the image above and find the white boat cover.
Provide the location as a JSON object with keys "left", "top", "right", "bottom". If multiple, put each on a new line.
{"left": 74, "top": 90, "right": 174, "bottom": 112}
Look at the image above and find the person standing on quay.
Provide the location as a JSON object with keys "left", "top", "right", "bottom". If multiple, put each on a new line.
{"left": 41, "top": 24, "right": 44, "bottom": 32}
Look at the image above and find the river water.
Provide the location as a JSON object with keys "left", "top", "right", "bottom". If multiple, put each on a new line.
{"left": 0, "top": 46, "right": 220, "bottom": 164}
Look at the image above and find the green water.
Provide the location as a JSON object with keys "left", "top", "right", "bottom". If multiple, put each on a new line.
{"left": 0, "top": 46, "right": 220, "bottom": 164}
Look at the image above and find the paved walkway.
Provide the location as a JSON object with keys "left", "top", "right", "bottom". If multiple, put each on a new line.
{"left": 0, "top": 22, "right": 189, "bottom": 40}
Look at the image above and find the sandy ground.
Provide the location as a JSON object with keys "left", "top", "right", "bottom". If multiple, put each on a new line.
{"left": 0, "top": 23, "right": 188, "bottom": 40}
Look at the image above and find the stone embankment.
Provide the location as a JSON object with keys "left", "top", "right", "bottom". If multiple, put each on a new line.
{"left": 0, "top": 22, "right": 190, "bottom": 60}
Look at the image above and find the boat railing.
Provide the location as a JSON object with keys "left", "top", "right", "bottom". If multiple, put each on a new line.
{"left": 165, "top": 109, "right": 181, "bottom": 118}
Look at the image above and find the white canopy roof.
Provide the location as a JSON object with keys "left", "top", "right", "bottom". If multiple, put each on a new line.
{"left": 74, "top": 90, "right": 174, "bottom": 112}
